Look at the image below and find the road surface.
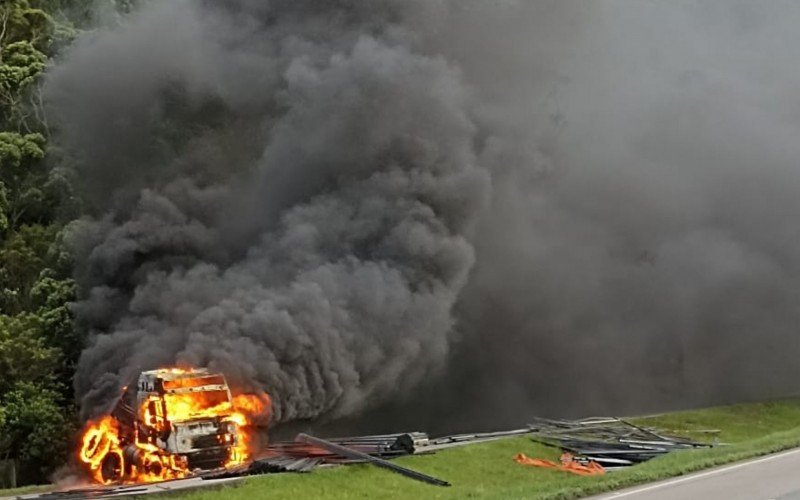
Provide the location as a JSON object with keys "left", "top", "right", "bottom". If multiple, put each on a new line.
{"left": 592, "top": 448, "right": 800, "bottom": 500}
{"left": 5, "top": 477, "right": 244, "bottom": 499}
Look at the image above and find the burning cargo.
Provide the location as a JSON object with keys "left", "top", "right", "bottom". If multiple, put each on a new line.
{"left": 78, "top": 368, "right": 269, "bottom": 484}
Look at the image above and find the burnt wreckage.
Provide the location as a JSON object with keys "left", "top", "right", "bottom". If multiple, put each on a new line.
{"left": 82, "top": 369, "right": 248, "bottom": 483}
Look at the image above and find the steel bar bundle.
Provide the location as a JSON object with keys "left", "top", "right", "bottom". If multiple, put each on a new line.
{"left": 527, "top": 416, "right": 712, "bottom": 470}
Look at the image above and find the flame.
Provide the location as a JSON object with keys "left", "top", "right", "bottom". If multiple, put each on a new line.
{"left": 77, "top": 369, "right": 270, "bottom": 485}
{"left": 79, "top": 416, "right": 122, "bottom": 484}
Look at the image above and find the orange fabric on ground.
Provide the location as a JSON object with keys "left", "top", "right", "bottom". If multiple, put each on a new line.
{"left": 514, "top": 452, "right": 606, "bottom": 476}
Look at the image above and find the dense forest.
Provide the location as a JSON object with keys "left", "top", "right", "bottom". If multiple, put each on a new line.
{"left": 0, "top": 0, "right": 132, "bottom": 486}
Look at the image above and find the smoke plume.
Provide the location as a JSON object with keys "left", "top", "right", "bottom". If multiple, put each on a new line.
{"left": 427, "top": 0, "right": 800, "bottom": 430}
{"left": 50, "top": 0, "right": 488, "bottom": 422}
{"left": 47, "top": 0, "right": 800, "bottom": 430}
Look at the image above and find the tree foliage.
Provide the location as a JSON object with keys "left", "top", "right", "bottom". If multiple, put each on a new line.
{"left": 0, "top": 0, "right": 91, "bottom": 486}
{"left": 0, "top": 382, "right": 70, "bottom": 482}
{"left": 0, "top": 182, "right": 8, "bottom": 234}
{"left": 0, "top": 315, "right": 60, "bottom": 394}
{"left": 0, "top": 1, "right": 55, "bottom": 132}
{"left": 0, "top": 0, "right": 140, "bottom": 484}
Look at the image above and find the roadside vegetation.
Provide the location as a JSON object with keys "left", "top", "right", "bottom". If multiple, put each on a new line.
{"left": 0, "top": 0, "right": 135, "bottom": 487}
{"left": 169, "top": 399, "right": 800, "bottom": 500}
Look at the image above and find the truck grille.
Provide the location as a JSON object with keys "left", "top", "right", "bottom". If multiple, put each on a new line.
{"left": 192, "top": 434, "right": 223, "bottom": 449}
{"left": 187, "top": 448, "right": 229, "bottom": 470}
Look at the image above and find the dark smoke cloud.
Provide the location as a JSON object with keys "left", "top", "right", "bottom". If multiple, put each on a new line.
{"left": 50, "top": 0, "right": 487, "bottom": 422}
{"left": 47, "top": 0, "right": 800, "bottom": 430}
{"left": 425, "top": 0, "right": 800, "bottom": 430}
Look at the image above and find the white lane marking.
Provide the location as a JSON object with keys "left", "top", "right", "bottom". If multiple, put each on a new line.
{"left": 596, "top": 447, "right": 800, "bottom": 499}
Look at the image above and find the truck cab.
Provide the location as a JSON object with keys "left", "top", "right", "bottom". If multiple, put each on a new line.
{"left": 88, "top": 368, "right": 243, "bottom": 483}
{"left": 133, "top": 369, "right": 240, "bottom": 470}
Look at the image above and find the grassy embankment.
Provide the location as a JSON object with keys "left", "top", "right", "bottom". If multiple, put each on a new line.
{"left": 174, "top": 399, "right": 800, "bottom": 500}
{"left": 0, "top": 485, "right": 51, "bottom": 497}
{"left": 4, "top": 399, "right": 800, "bottom": 499}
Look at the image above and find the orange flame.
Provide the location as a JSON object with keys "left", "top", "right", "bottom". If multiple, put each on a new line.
{"left": 77, "top": 369, "right": 270, "bottom": 484}
{"left": 79, "top": 416, "right": 123, "bottom": 484}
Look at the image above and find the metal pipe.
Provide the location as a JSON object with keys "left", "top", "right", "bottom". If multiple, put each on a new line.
{"left": 296, "top": 433, "right": 450, "bottom": 487}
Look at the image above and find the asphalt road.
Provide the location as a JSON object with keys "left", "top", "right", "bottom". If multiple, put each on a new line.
{"left": 6, "top": 477, "right": 244, "bottom": 499}
{"left": 591, "top": 448, "right": 800, "bottom": 500}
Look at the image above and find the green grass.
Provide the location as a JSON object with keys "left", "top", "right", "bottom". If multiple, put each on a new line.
{"left": 173, "top": 399, "right": 800, "bottom": 500}
{"left": 0, "top": 484, "right": 52, "bottom": 497}
{"left": 5, "top": 400, "right": 800, "bottom": 500}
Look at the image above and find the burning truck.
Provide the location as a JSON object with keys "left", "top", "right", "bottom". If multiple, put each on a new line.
{"left": 78, "top": 368, "right": 269, "bottom": 484}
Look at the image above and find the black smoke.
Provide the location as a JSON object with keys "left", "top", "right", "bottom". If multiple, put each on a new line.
{"left": 50, "top": 0, "right": 488, "bottom": 423}
{"left": 47, "top": 0, "right": 800, "bottom": 431}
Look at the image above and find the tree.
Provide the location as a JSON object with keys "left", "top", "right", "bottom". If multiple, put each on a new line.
{"left": 30, "top": 273, "right": 79, "bottom": 379}
{"left": 0, "top": 314, "right": 60, "bottom": 395}
{"left": 0, "top": 41, "right": 46, "bottom": 131}
{"left": 0, "top": 132, "right": 47, "bottom": 228}
{"left": 0, "top": 224, "right": 57, "bottom": 313}
{"left": 0, "top": 1, "right": 54, "bottom": 132}
{"left": 0, "top": 0, "right": 128, "bottom": 485}
{"left": 0, "top": 181, "right": 8, "bottom": 235}
{"left": 0, "top": 382, "right": 70, "bottom": 484}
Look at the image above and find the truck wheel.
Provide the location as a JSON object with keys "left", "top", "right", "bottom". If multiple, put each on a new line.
{"left": 100, "top": 452, "right": 123, "bottom": 483}
{"left": 144, "top": 457, "right": 163, "bottom": 476}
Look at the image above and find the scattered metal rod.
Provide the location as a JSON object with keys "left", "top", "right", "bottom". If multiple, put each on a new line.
{"left": 616, "top": 418, "right": 682, "bottom": 444}
{"left": 526, "top": 416, "right": 714, "bottom": 470}
{"left": 429, "top": 428, "right": 531, "bottom": 445}
{"left": 296, "top": 433, "right": 450, "bottom": 487}
{"left": 265, "top": 432, "right": 427, "bottom": 460}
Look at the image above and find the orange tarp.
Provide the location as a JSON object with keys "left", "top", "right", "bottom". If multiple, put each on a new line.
{"left": 514, "top": 452, "right": 606, "bottom": 476}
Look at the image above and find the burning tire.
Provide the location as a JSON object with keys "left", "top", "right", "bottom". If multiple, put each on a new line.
{"left": 100, "top": 452, "right": 123, "bottom": 484}
{"left": 81, "top": 432, "right": 106, "bottom": 464}
{"left": 79, "top": 418, "right": 123, "bottom": 483}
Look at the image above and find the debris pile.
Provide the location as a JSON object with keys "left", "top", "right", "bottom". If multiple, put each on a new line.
{"left": 207, "top": 431, "right": 426, "bottom": 479}
{"left": 204, "top": 428, "right": 535, "bottom": 486}
{"left": 527, "top": 417, "right": 713, "bottom": 471}
{"left": 269, "top": 432, "right": 426, "bottom": 462}
{"left": 296, "top": 434, "right": 450, "bottom": 486}
{"left": 203, "top": 432, "right": 450, "bottom": 486}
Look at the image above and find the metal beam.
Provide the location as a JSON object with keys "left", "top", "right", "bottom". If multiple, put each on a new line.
{"left": 296, "top": 433, "right": 450, "bottom": 487}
